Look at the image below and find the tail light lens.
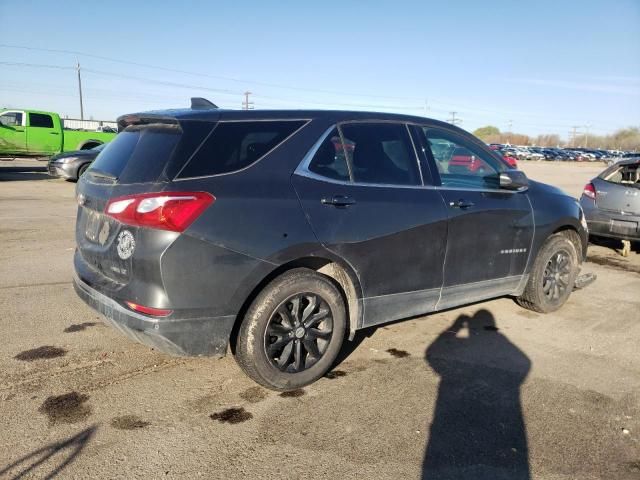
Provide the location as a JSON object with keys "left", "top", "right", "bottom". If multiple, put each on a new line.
{"left": 105, "top": 191, "right": 214, "bottom": 232}
{"left": 125, "top": 301, "right": 172, "bottom": 317}
{"left": 583, "top": 183, "right": 596, "bottom": 200}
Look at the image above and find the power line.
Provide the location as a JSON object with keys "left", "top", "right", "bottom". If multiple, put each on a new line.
{"left": 0, "top": 58, "right": 623, "bottom": 135}
{"left": 0, "top": 43, "right": 615, "bottom": 126}
{"left": 0, "top": 43, "right": 423, "bottom": 102}
{"left": 0, "top": 61, "right": 74, "bottom": 70}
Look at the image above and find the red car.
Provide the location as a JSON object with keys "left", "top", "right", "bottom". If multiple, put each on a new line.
{"left": 449, "top": 147, "right": 491, "bottom": 173}
{"left": 489, "top": 145, "right": 518, "bottom": 168}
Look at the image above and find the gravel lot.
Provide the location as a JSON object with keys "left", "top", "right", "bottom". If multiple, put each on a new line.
{"left": 0, "top": 161, "right": 639, "bottom": 479}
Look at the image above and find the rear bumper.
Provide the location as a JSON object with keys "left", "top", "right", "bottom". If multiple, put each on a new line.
{"left": 73, "top": 274, "right": 235, "bottom": 357}
{"left": 582, "top": 203, "right": 640, "bottom": 241}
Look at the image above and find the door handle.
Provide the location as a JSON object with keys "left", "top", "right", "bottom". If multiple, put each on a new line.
{"left": 449, "top": 199, "right": 475, "bottom": 209}
{"left": 321, "top": 195, "right": 356, "bottom": 207}
{"left": 49, "top": 132, "right": 60, "bottom": 135}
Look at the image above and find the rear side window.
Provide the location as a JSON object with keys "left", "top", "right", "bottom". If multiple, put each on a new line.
{"left": 340, "top": 123, "right": 420, "bottom": 186}
{"left": 178, "top": 120, "right": 306, "bottom": 178}
{"left": 308, "top": 128, "right": 350, "bottom": 181}
{"left": 29, "top": 113, "right": 54, "bottom": 128}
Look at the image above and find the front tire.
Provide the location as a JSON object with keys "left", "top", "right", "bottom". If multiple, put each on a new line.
{"left": 235, "top": 269, "right": 346, "bottom": 391}
{"left": 517, "top": 234, "right": 579, "bottom": 313}
{"left": 77, "top": 163, "right": 90, "bottom": 180}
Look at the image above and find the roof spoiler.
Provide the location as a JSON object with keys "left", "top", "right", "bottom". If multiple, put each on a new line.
{"left": 190, "top": 97, "right": 218, "bottom": 110}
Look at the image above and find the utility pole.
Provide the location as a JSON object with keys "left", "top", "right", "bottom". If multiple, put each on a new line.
{"left": 242, "top": 91, "right": 254, "bottom": 110}
{"left": 569, "top": 126, "right": 581, "bottom": 147}
{"left": 584, "top": 124, "right": 591, "bottom": 148}
{"left": 448, "top": 111, "right": 462, "bottom": 126}
{"left": 507, "top": 119, "right": 513, "bottom": 145}
{"left": 76, "top": 61, "right": 84, "bottom": 120}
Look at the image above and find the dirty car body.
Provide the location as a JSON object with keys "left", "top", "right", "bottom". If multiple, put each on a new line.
{"left": 72, "top": 105, "right": 587, "bottom": 388}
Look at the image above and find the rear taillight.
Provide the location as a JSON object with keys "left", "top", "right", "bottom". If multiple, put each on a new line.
{"left": 125, "top": 301, "right": 172, "bottom": 317}
{"left": 583, "top": 183, "right": 596, "bottom": 200}
{"left": 105, "top": 191, "right": 214, "bottom": 232}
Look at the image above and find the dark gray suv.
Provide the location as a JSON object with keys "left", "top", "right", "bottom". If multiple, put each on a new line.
{"left": 74, "top": 100, "right": 588, "bottom": 390}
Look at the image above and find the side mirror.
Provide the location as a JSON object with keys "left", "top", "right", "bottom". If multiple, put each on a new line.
{"left": 499, "top": 170, "right": 529, "bottom": 191}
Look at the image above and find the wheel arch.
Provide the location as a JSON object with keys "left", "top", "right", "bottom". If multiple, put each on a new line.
{"left": 77, "top": 140, "right": 102, "bottom": 150}
{"left": 229, "top": 256, "right": 363, "bottom": 354}
{"left": 76, "top": 161, "right": 91, "bottom": 180}
{"left": 552, "top": 224, "right": 585, "bottom": 262}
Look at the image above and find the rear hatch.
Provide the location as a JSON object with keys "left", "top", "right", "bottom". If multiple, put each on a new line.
{"left": 75, "top": 116, "right": 215, "bottom": 287}
{"left": 594, "top": 161, "right": 640, "bottom": 215}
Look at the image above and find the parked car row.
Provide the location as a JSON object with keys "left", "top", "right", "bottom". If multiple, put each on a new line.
{"left": 489, "top": 144, "right": 638, "bottom": 164}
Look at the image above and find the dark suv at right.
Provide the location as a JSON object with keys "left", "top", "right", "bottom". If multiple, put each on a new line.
{"left": 74, "top": 100, "right": 587, "bottom": 391}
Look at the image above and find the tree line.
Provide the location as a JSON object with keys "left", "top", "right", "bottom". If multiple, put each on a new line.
{"left": 472, "top": 125, "right": 640, "bottom": 151}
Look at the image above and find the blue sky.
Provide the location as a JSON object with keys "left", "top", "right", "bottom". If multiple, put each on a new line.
{"left": 1, "top": 0, "right": 638, "bottom": 138}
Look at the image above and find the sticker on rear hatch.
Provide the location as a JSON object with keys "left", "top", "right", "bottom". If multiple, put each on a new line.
{"left": 98, "top": 221, "right": 110, "bottom": 245}
{"left": 116, "top": 230, "right": 136, "bottom": 260}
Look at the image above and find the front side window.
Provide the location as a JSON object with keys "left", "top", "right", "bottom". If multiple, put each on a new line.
{"left": 308, "top": 128, "right": 350, "bottom": 181}
{"left": 423, "top": 128, "right": 505, "bottom": 189}
{"left": 0, "top": 112, "right": 22, "bottom": 127}
{"left": 29, "top": 113, "right": 54, "bottom": 128}
{"left": 340, "top": 123, "right": 420, "bottom": 186}
{"left": 178, "top": 120, "right": 306, "bottom": 178}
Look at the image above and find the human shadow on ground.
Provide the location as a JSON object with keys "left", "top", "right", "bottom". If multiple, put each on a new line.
{"left": 422, "top": 309, "right": 531, "bottom": 480}
{"left": 0, "top": 425, "right": 97, "bottom": 479}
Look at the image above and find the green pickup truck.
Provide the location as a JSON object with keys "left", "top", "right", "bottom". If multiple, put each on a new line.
{"left": 0, "top": 109, "right": 117, "bottom": 157}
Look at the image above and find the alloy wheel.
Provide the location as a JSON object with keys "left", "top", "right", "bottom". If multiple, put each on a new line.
{"left": 263, "top": 293, "right": 334, "bottom": 373}
{"left": 542, "top": 250, "right": 572, "bottom": 301}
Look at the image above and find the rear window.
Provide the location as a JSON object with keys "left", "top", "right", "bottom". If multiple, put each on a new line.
{"left": 177, "top": 120, "right": 306, "bottom": 178}
{"left": 88, "top": 123, "right": 186, "bottom": 184}
{"left": 601, "top": 162, "right": 640, "bottom": 186}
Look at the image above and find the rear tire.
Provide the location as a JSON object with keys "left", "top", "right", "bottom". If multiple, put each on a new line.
{"left": 235, "top": 268, "right": 346, "bottom": 391}
{"left": 517, "top": 234, "right": 579, "bottom": 313}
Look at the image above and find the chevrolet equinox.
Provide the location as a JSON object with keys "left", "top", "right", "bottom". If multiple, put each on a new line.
{"left": 74, "top": 99, "right": 588, "bottom": 390}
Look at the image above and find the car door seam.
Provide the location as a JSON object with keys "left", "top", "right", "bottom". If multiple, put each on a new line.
{"left": 433, "top": 189, "right": 450, "bottom": 311}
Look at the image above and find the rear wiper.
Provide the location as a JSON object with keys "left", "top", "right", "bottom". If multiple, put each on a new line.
{"left": 87, "top": 169, "right": 117, "bottom": 182}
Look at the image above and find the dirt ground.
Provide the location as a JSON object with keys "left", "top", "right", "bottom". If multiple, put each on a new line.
{"left": 0, "top": 160, "right": 638, "bottom": 479}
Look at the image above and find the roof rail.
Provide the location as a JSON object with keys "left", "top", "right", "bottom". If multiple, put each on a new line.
{"left": 190, "top": 97, "right": 218, "bottom": 110}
